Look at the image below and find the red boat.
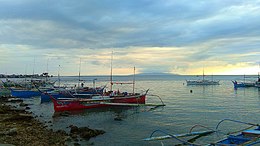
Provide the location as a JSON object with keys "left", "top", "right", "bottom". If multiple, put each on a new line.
{"left": 50, "top": 93, "right": 147, "bottom": 112}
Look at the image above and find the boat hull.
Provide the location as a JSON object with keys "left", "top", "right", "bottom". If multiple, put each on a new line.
{"left": 214, "top": 127, "right": 260, "bottom": 145}
{"left": 50, "top": 94, "right": 146, "bottom": 112}
{"left": 232, "top": 81, "right": 256, "bottom": 88}
{"left": 11, "top": 89, "right": 41, "bottom": 98}
{"left": 186, "top": 80, "right": 220, "bottom": 85}
{"left": 11, "top": 88, "right": 54, "bottom": 98}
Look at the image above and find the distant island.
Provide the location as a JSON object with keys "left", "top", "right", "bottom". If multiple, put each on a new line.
{"left": 136, "top": 72, "right": 179, "bottom": 76}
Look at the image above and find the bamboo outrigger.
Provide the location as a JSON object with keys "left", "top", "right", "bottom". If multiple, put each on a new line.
{"left": 143, "top": 119, "right": 260, "bottom": 146}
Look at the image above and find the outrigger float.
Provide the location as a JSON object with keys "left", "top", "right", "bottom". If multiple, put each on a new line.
{"left": 143, "top": 119, "right": 260, "bottom": 145}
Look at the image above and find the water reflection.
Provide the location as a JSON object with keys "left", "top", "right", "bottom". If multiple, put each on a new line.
{"left": 52, "top": 106, "right": 136, "bottom": 119}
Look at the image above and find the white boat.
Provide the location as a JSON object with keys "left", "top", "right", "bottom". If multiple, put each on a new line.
{"left": 186, "top": 70, "right": 219, "bottom": 85}
{"left": 186, "top": 79, "right": 220, "bottom": 85}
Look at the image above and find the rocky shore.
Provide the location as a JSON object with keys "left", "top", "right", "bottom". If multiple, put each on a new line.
{"left": 0, "top": 96, "right": 105, "bottom": 146}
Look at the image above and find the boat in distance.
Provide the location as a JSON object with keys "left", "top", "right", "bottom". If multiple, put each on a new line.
{"left": 232, "top": 80, "right": 256, "bottom": 88}
{"left": 186, "top": 79, "right": 220, "bottom": 85}
{"left": 186, "top": 70, "right": 219, "bottom": 85}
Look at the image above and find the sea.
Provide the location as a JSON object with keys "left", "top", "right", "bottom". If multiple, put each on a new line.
{"left": 17, "top": 75, "right": 260, "bottom": 145}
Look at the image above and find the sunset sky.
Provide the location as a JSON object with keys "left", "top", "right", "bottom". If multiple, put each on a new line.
{"left": 0, "top": 0, "right": 260, "bottom": 76}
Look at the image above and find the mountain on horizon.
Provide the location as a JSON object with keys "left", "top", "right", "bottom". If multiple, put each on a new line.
{"left": 136, "top": 72, "right": 179, "bottom": 76}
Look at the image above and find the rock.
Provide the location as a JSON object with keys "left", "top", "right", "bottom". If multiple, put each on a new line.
{"left": 0, "top": 144, "right": 15, "bottom": 146}
{"left": 114, "top": 117, "right": 122, "bottom": 121}
{"left": 19, "top": 102, "right": 28, "bottom": 107}
{"left": 70, "top": 125, "right": 80, "bottom": 133}
{"left": 3, "top": 113, "right": 33, "bottom": 122}
{"left": 69, "top": 125, "right": 105, "bottom": 140}
{"left": 74, "top": 142, "right": 80, "bottom": 146}
{"left": 56, "top": 130, "right": 67, "bottom": 136}
{"left": 60, "top": 112, "right": 70, "bottom": 117}
{"left": 70, "top": 133, "right": 78, "bottom": 139}
{"left": 5, "top": 128, "right": 17, "bottom": 136}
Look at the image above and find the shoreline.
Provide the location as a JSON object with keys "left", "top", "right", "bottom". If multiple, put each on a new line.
{"left": 0, "top": 96, "right": 105, "bottom": 146}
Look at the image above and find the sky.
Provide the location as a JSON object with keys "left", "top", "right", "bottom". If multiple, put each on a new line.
{"left": 0, "top": 0, "right": 260, "bottom": 76}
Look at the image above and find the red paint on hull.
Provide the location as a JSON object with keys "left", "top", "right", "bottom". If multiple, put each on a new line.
{"left": 51, "top": 94, "right": 146, "bottom": 112}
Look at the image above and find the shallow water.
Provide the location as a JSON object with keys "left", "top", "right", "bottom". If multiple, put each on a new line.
{"left": 22, "top": 75, "right": 260, "bottom": 145}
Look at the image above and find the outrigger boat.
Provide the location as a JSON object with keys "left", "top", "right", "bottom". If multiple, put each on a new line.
{"left": 10, "top": 87, "right": 54, "bottom": 98}
{"left": 232, "top": 80, "right": 256, "bottom": 88}
{"left": 48, "top": 53, "right": 165, "bottom": 112}
{"left": 232, "top": 75, "right": 256, "bottom": 88}
{"left": 40, "top": 86, "right": 105, "bottom": 102}
{"left": 143, "top": 119, "right": 260, "bottom": 145}
{"left": 48, "top": 89, "right": 165, "bottom": 112}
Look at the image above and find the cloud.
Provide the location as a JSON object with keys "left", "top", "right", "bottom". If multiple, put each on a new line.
{"left": 0, "top": 0, "right": 260, "bottom": 75}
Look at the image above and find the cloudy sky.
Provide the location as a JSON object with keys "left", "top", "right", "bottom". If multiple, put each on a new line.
{"left": 0, "top": 0, "right": 260, "bottom": 76}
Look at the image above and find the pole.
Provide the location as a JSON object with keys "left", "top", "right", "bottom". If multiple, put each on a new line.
{"left": 78, "top": 58, "right": 81, "bottom": 88}
{"left": 58, "top": 65, "right": 61, "bottom": 88}
{"left": 203, "top": 68, "right": 205, "bottom": 81}
{"left": 110, "top": 51, "right": 113, "bottom": 91}
{"left": 133, "top": 66, "right": 135, "bottom": 94}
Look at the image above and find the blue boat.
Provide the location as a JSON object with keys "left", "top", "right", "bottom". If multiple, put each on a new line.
{"left": 214, "top": 128, "right": 260, "bottom": 145}
{"left": 10, "top": 88, "right": 42, "bottom": 98}
{"left": 212, "top": 119, "right": 260, "bottom": 145}
{"left": 144, "top": 119, "right": 260, "bottom": 145}
{"left": 40, "top": 86, "right": 105, "bottom": 102}
{"left": 41, "top": 92, "right": 65, "bottom": 102}
{"left": 10, "top": 88, "right": 53, "bottom": 98}
{"left": 232, "top": 80, "right": 255, "bottom": 88}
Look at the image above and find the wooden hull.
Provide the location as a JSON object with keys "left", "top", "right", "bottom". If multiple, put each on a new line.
{"left": 41, "top": 88, "right": 104, "bottom": 102}
{"left": 214, "top": 127, "right": 260, "bottom": 145}
{"left": 50, "top": 94, "right": 146, "bottom": 112}
{"left": 11, "top": 89, "right": 41, "bottom": 98}
{"left": 232, "top": 81, "right": 256, "bottom": 88}
{"left": 11, "top": 88, "right": 53, "bottom": 98}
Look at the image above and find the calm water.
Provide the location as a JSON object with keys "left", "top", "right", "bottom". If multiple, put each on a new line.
{"left": 22, "top": 75, "right": 260, "bottom": 145}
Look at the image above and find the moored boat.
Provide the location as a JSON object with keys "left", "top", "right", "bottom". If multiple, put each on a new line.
{"left": 232, "top": 80, "right": 256, "bottom": 88}
{"left": 210, "top": 119, "right": 260, "bottom": 145}
{"left": 40, "top": 86, "right": 105, "bottom": 102}
{"left": 10, "top": 88, "right": 53, "bottom": 98}
{"left": 186, "top": 79, "right": 220, "bottom": 85}
{"left": 10, "top": 88, "right": 42, "bottom": 98}
{"left": 186, "top": 70, "right": 219, "bottom": 85}
{"left": 49, "top": 91, "right": 148, "bottom": 112}
{"left": 144, "top": 119, "right": 260, "bottom": 145}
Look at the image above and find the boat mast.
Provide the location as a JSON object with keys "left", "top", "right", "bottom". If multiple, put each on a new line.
{"left": 258, "top": 63, "right": 260, "bottom": 80}
{"left": 46, "top": 58, "right": 49, "bottom": 82}
{"left": 58, "top": 65, "right": 61, "bottom": 88}
{"left": 110, "top": 51, "right": 113, "bottom": 91}
{"left": 202, "top": 68, "right": 205, "bottom": 81}
{"left": 78, "top": 58, "right": 81, "bottom": 88}
{"left": 244, "top": 74, "right": 245, "bottom": 83}
{"left": 133, "top": 66, "right": 135, "bottom": 94}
